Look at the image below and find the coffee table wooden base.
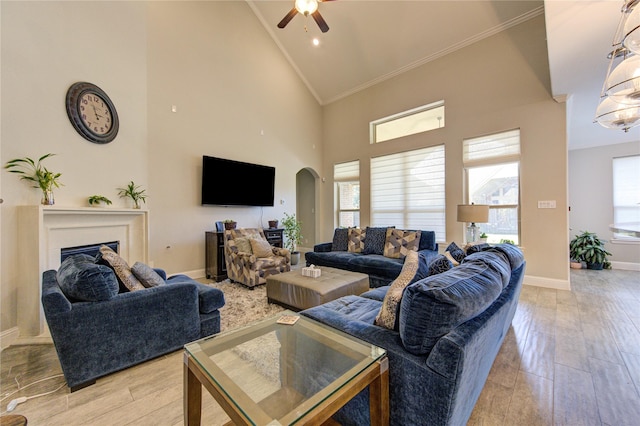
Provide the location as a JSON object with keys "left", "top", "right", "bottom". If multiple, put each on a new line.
{"left": 184, "top": 352, "right": 389, "bottom": 426}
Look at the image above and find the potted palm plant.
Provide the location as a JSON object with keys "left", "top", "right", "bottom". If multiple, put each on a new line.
{"left": 281, "top": 212, "right": 302, "bottom": 265}
{"left": 4, "top": 153, "right": 62, "bottom": 205}
{"left": 117, "top": 181, "right": 147, "bottom": 209}
{"left": 570, "top": 231, "right": 612, "bottom": 270}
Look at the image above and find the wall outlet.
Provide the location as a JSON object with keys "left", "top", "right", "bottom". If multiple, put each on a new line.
{"left": 537, "top": 200, "right": 556, "bottom": 209}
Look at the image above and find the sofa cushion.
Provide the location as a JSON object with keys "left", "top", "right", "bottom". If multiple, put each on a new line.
{"left": 346, "top": 254, "right": 403, "bottom": 279}
{"left": 363, "top": 227, "right": 391, "bottom": 255}
{"left": 384, "top": 229, "right": 421, "bottom": 259}
{"left": 57, "top": 254, "right": 119, "bottom": 302}
{"left": 348, "top": 228, "right": 366, "bottom": 253}
{"left": 360, "top": 286, "right": 389, "bottom": 301}
{"left": 332, "top": 228, "right": 350, "bottom": 251}
{"left": 250, "top": 238, "right": 273, "bottom": 257}
{"left": 417, "top": 230, "right": 437, "bottom": 251}
{"left": 375, "top": 251, "right": 431, "bottom": 330}
{"left": 96, "top": 245, "right": 145, "bottom": 292}
{"left": 305, "top": 251, "right": 360, "bottom": 270}
{"left": 465, "top": 242, "right": 491, "bottom": 255}
{"left": 427, "top": 254, "right": 452, "bottom": 276}
{"left": 131, "top": 262, "right": 166, "bottom": 288}
{"left": 399, "top": 257, "right": 506, "bottom": 356}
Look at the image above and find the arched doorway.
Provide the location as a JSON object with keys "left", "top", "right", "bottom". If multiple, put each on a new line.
{"left": 296, "top": 168, "right": 318, "bottom": 251}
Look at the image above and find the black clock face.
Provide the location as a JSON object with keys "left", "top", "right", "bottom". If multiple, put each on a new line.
{"left": 66, "top": 82, "right": 119, "bottom": 144}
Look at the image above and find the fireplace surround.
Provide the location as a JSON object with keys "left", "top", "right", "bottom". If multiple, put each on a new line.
{"left": 18, "top": 206, "right": 149, "bottom": 338}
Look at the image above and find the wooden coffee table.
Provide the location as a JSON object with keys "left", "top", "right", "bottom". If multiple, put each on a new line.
{"left": 266, "top": 267, "right": 370, "bottom": 311}
{"left": 184, "top": 310, "right": 388, "bottom": 425}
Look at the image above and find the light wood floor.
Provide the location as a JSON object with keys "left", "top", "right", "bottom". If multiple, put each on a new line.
{"left": 2, "top": 268, "right": 640, "bottom": 425}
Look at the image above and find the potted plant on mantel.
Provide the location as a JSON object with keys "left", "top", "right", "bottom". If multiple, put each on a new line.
{"left": 570, "top": 230, "right": 612, "bottom": 270}
{"left": 88, "top": 195, "right": 113, "bottom": 207}
{"left": 117, "top": 181, "right": 147, "bottom": 209}
{"left": 281, "top": 212, "right": 302, "bottom": 265}
{"left": 4, "top": 153, "right": 62, "bottom": 205}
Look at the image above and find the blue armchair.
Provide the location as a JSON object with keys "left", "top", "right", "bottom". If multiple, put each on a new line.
{"left": 41, "top": 258, "right": 225, "bottom": 391}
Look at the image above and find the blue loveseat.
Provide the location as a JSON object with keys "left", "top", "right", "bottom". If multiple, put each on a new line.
{"left": 42, "top": 255, "right": 225, "bottom": 391}
{"left": 305, "top": 227, "right": 440, "bottom": 288}
{"left": 301, "top": 244, "right": 525, "bottom": 426}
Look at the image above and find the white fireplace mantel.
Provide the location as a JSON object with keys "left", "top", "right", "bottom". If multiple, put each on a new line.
{"left": 18, "top": 205, "right": 149, "bottom": 337}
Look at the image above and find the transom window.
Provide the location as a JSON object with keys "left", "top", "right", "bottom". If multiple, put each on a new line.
{"left": 370, "top": 101, "right": 445, "bottom": 144}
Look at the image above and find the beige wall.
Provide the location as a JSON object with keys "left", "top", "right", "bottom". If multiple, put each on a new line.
{"left": 320, "top": 15, "right": 569, "bottom": 287}
{"left": 1, "top": 1, "right": 322, "bottom": 335}
{"left": 569, "top": 141, "right": 640, "bottom": 267}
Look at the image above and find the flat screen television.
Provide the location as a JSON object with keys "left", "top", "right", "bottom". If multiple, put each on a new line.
{"left": 201, "top": 155, "right": 275, "bottom": 207}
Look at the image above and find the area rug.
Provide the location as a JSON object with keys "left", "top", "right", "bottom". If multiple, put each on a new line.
{"left": 207, "top": 279, "right": 286, "bottom": 332}
{"left": 206, "top": 279, "right": 286, "bottom": 383}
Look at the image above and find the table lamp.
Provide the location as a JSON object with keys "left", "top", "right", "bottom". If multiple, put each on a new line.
{"left": 457, "top": 203, "right": 489, "bottom": 243}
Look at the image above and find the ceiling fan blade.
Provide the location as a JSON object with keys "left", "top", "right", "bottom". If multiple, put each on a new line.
{"left": 277, "top": 7, "right": 298, "bottom": 29}
{"left": 311, "top": 10, "right": 329, "bottom": 33}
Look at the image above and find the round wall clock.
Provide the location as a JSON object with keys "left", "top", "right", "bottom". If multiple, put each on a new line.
{"left": 65, "top": 82, "right": 119, "bottom": 144}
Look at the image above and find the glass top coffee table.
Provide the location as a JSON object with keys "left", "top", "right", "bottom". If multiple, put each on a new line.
{"left": 184, "top": 311, "right": 389, "bottom": 425}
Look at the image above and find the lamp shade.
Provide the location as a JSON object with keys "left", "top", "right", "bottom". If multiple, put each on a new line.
{"left": 457, "top": 204, "right": 489, "bottom": 223}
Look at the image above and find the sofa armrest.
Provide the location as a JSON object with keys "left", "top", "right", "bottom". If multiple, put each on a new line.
{"left": 314, "top": 242, "right": 333, "bottom": 253}
{"left": 165, "top": 274, "right": 225, "bottom": 314}
{"left": 42, "top": 270, "right": 72, "bottom": 314}
{"left": 153, "top": 268, "right": 167, "bottom": 280}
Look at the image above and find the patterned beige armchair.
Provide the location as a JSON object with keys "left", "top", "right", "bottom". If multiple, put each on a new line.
{"left": 224, "top": 228, "right": 291, "bottom": 288}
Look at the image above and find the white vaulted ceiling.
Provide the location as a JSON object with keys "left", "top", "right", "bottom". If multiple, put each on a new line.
{"left": 248, "top": 0, "right": 639, "bottom": 150}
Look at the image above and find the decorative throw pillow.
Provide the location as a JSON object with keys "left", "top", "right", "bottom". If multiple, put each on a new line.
{"left": 56, "top": 254, "right": 119, "bottom": 302}
{"left": 375, "top": 251, "right": 428, "bottom": 330}
{"left": 235, "top": 237, "right": 253, "bottom": 254}
{"left": 131, "top": 262, "right": 165, "bottom": 288}
{"left": 427, "top": 254, "right": 453, "bottom": 276}
{"left": 250, "top": 238, "right": 274, "bottom": 258}
{"left": 332, "top": 228, "right": 350, "bottom": 251}
{"left": 363, "top": 227, "right": 391, "bottom": 255}
{"left": 443, "top": 250, "right": 460, "bottom": 266}
{"left": 383, "top": 229, "right": 421, "bottom": 259}
{"left": 96, "top": 245, "right": 145, "bottom": 292}
{"left": 348, "top": 228, "right": 366, "bottom": 253}
{"left": 445, "top": 242, "right": 466, "bottom": 264}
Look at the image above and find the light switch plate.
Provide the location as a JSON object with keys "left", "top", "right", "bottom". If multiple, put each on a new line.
{"left": 538, "top": 200, "right": 556, "bottom": 209}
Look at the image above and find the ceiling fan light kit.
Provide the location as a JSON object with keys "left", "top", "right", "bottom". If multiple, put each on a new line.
{"left": 278, "top": 0, "right": 332, "bottom": 33}
{"left": 595, "top": 0, "right": 640, "bottom": 132}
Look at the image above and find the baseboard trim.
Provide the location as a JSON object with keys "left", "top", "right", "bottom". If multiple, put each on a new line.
{"left": 610, "top": 261, "right": 640, "bottom": 271}
{"left": 0, "top": 327, "right": 20, "bottom": 350}
{"left": 524, "top": 275, "right": 571, "bottom": 290}
{"left": 173, "top": 268, "right": 206, "bottom": 279}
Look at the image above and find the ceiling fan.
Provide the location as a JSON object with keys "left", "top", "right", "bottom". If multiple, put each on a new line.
{"left": 277, "top": 0, "right": 335, "bottom": 33}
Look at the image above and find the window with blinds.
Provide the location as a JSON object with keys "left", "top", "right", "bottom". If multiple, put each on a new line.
{"left": 334, "top": 161, "right": 360, "bottom": 228}
{"left": 370, "top": 145, "right": 446, "bottom": 241}
{"left": 613, "top": 155, "right": 640, "bottom": 240}
{"left": 464, "top": 129, "right": 521, "bottom": 244}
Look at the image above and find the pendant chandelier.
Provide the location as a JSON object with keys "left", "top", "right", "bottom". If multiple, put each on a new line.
{"left": 595, "top": 0, "right": 640, "bottom": 132}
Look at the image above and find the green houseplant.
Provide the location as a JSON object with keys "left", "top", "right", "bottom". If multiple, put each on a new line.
{"left": 117, "top": 181, "right": 147, "bottom": 209}
{"left": 281, "top": 212, "right": 302, "bottom": 265}
{"left": 4, "top": 153, "right": 62, "bottom": 205}
{"left": 570, "top": 231, "right": 612, "bottom": 270}
{"left": 88, "top": 195, "right": 113, "bottom": 207}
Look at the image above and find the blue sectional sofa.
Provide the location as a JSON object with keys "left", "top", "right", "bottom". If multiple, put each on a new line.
{"left": 301, "top": 244, "right": 525, "bottom": 426}
{"left": 42, "top": 254, "right": 225, "bottom": 391}
{"left": 305, "top": 227, "right": 440, "bottom": 287}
